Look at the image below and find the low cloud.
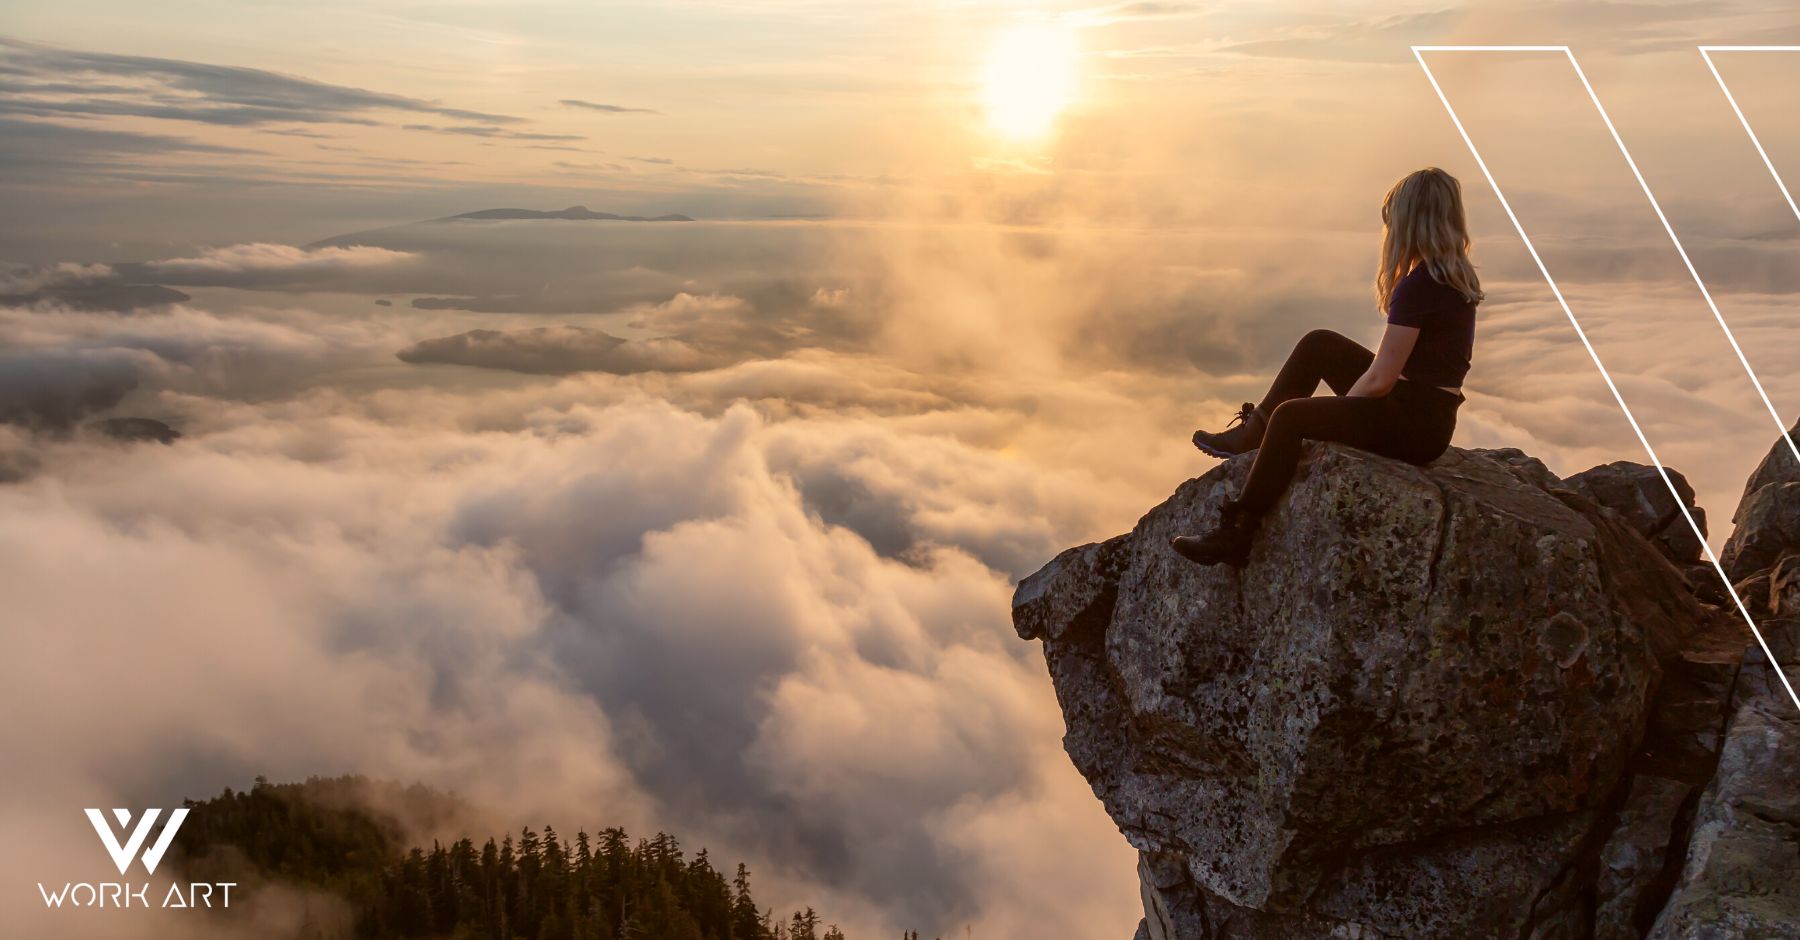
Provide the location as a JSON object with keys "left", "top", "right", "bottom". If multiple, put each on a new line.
{"left": 0, "top": 330, "right": 1147, "bottom": 937}
{"left": 0, "top": 347, "right": 144, "bottom": 430}
{"left": 0, "top": 232, "right": 1224, "bottom": 931}
{"left": 0, "top": 262, "right": 115, "bottom": 294}
{"left": 140, "top": 243, "right": 417, "bottom": 286}
{"left": 0, "top": 261, "right": 194, "bottom": 312}
{"left": 398, "top": 286, "right": 876, "bottom": 366}
{"left": 401, "top": 124, "right": 586, "bottom": 142}
{"left": 560, "top": 99, "right": 659, "bottom": 115}
{"left": 0, "top": 302, "right": 423, "bottom": 435}
{"left": 622, "top": 290, "right": 874, "bottom": 360}
{"left": 397, "top": 325, "right": 720, "bottom": 375}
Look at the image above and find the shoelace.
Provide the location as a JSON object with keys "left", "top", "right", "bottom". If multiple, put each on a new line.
{"left": 1225, "top": 402, "right": 1257, "bottom": 428}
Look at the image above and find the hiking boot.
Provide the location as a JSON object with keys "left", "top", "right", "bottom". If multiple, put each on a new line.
{"left": 1192, "top": 403, "right": 1267, "bottom": 458}
{"left": 1171, "top": 501, "right": 1257, "bottom": 568}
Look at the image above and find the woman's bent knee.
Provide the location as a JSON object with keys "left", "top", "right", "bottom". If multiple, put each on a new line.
{"left": 1299, "top": 328, "right": 1349, "bottom": 349}
{"left": 1265, "top": 399, "right": 1316, "bottom": 436}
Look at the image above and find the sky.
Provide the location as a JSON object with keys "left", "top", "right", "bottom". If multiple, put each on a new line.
{"left": 4, "top": 2, "right": 1800, "bottom": 938}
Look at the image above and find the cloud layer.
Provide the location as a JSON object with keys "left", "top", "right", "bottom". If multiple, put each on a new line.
{"left": 0, "top": 35, "right": 522, "bottom": 127}
{"left": 140, "top": 243, "right": 417, "bottom": 285}
{"left": 5, "top": 190, "right": 1800, "bottom": 938}
{"left": 0, "top": 302, "right": 1149, "bottom": 935}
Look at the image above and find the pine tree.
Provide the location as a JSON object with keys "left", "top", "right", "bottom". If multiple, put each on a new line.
{"left": 573, "top": 830, "right": 595, "bottom": 931}
{"left": 732, "top": 864, "right": 764, "bottom": 940}
{"left": 789, "top": 907, "right": 820, "bottom": 940}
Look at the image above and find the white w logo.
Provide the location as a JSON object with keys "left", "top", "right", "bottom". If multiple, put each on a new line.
{"left": 85, "top": 808, "right": 190, "bottom": 876}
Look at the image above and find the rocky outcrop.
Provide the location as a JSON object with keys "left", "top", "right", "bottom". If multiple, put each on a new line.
{"left": 1563, "top": 462, "right": 1723, "bottom": 605}
{"left": 1016, "top": 437, "right": 1796, "bottom": 939}
{"left": 1721, "top": 422, "right": 1800, "bottom": 668}
{"left": 1647, "top": 424, "right": 1800, "bottom": 940}
{"left": 1648, "top": 697, "right": 1799, "bottom": 939}
{"left": 1564, "top": 461, "right": 1707, "bottom": 565}
{"left": 1723, "top": 423, "right": 1800, "bottom": 602}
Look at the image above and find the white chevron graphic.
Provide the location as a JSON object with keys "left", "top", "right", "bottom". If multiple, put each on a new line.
{"left": 1412, "top": 44, "right": 1800, "bottom": 712}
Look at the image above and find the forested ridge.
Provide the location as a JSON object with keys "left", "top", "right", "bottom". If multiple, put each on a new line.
{"left": 171, "top": 776, "right": 875, "bottom": 940}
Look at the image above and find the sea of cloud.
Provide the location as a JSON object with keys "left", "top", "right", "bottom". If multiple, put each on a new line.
{"left": 0, "top": 233, "right": 1184, "bottom": 936}
{"left": 5, "top": 103, "right": 1800, "bottom": 936}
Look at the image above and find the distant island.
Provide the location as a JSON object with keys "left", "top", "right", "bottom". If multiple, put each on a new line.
{"left": 443, "top": 206, "right": 695, "bottom": 222}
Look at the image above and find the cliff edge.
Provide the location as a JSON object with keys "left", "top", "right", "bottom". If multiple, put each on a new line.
{"left": 1016, "top": 436, "right": 1797, "bottom": 939}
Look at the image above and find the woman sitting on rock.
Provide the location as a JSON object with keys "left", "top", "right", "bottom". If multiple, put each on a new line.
{"left": 1173, "top": 167, "right": 1482, "bottom": 567}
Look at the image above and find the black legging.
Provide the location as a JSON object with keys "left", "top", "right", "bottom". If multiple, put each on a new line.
{"left": 1236, "top": 329, "right": 1463, "bottom": 518}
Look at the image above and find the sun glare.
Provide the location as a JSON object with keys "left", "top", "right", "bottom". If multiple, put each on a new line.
{"left": 980, "top": 22, "right": 1080, "bottom": 140}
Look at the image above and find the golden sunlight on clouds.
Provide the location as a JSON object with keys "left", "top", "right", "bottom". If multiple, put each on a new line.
{"left": 979, "top": 21, "right": 1081, "bottom": 140}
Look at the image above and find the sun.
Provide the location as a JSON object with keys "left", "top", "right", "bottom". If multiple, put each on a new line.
{"left": 980, "top": 22, "right": 1081, "bottom": 140}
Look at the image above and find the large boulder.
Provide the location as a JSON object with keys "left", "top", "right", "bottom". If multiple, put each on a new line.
{"left": 1015, "top": 444, "right": 1701, "bottom": 936}
{"left": 1565, "top": 461, "right": 1708, "bottom": 564}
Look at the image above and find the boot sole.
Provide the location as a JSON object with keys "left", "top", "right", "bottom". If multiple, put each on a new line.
{"left": 1192, "top": 439, "right": 1248, "bottom": 460}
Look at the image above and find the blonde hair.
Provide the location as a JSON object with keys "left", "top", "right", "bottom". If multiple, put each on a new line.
{"left": 1376, "top": 167, "right": 1483, "bottom": 312}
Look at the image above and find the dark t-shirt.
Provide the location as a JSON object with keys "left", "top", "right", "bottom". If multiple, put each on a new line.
{"left": 1386, "top": 265, "right": 1477, "bottom": 388}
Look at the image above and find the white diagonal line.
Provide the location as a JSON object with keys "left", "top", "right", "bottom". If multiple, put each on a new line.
{"left": 1701, "top": 46, "right": 1800, "bottom": 227}
{"left": 1564, "top": 50, "right": 1800, "bottom": 470}
{"left": 1412, "top": 45, "right": 1569, "bottom": 52}
{"left": 1412, "top": 45, "right": 1800, "bottom": 713}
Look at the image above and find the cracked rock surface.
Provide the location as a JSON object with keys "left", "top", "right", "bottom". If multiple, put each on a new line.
{"left": 1019, "top": 440, "right": 1797, "bottom": 938}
